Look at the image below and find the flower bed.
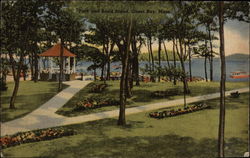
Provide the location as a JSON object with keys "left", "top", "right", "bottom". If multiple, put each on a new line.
{"left": 151, "top": 89, "right": 182, "bottom": 98}
{"left": 74, "top": 96, "right": 120, "bottom": 111}
{"left": 149, "top": 104, "right": 211, "bottom": 119}
{"left": 89, "top": 83, "right": 108, "bottom": 93}
{"left": 0, "top": 128, "right": 76, "bottom": 149}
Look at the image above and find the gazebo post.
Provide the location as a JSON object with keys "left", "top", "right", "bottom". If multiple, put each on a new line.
{"left": 38, "top": 57, "right": 42, "bottom": 80}
{"left": 49, "top": 57, "right": 52, "bottom": 79}
{"left": 50, "top": 57, "right": 53, "bottom": 72}
{"left": 67, "top": 56, "right": 70, "bottom": 74}
{"left": 39, "top": 57, "right": 42, "bottom": 73}
{"left": 63, "top": 57, "right": 66, "bottom": 70}
{"left": 73, "top": 57, "right": 76, "bottom": 73}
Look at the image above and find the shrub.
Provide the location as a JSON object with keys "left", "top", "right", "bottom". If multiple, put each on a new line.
{"left": 230, "top": 91, "right": 240, "bottom": 98}
{"left": 0, "top": 78, "right": 8, "bottom": 91}
{"left": 149, "top": 103, "right": 211, "bottom": 119}
{"left": 0, "top": 128, "right": 75, "bottom": 149}
{"left": 74, "top": 96, "right": 120, "bottom": 111}
{"left": 151, "top": 88, "right": 182, "bottom": 98}
{"left": 89, "top": 83, "right": 108, "bottom": 93}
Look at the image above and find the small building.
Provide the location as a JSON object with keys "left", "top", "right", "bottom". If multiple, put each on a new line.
{"left": 38, "top": 43, "right": 77, "bottom": 81}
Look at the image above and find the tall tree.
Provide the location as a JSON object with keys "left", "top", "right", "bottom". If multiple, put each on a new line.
{"left": 45, "top": 1, "right": 83, "bottom": 91}
{"left": 116, "top": 17, "right": 133, "bottom": 125}
{"left": 194, "top": 42, "right": 210, "bottom": 82}
{"left": 199, "top": 2, "right": 218, "bottom": 82}
{"left": 85, "top": 19, "right": 115, "bottom": 81}
{"left": 170, "top": 2, "right": 198, "bottom": 99}
{"left": 218, "top": 2, "right": 226, "bottom": 157}
{"left": 2, "top": 1, "right": 41, "bottom": 108}
{"left": 144, "top": 18, "right": 157, "bottom": 82}
{"left": 217, "top": 1, "right": 249, "bottom": 157}
{"left": 72, "top": 0, "right": 170, "bottom": 125}
{"left": 131, "top": 21, "right": 144, "bottom": 86}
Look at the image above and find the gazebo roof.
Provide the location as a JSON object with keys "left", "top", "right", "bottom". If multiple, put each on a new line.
{"left": 38, "top": 44, "right": 76, "bottom": 57}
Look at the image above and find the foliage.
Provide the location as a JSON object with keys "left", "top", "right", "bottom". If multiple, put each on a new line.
{"left": 74, "top": 96, "right": 120, "bottom": 111}
{"left": 83, "top": 46, "right": 106, "bottom": 71}
{"left": 0, "top": 128, "right": 75, "bottom": 149}
{"left": 44, "top": 1, "right": 84, "bottom": 44}
{"left": 149, "top": 103, "right": 211, "bottom": 119}
{"left": 0, "top": 78, "right": 8, "bottom": 91}
{"left": 138, "top": 50, "right": 180, "bottom": 61}
{"left": 141, "top": 64, "right": 187, "bottom": 82}
{"left": 89, "top": 83, "right": 108, "bottom": 93}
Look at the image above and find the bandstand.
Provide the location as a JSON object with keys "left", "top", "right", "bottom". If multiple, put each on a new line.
{"left": 38, "top": 43, "right": 77, "bottom": 81}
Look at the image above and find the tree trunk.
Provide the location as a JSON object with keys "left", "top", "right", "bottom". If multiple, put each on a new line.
{"left": 184, "top": 42, "right": 187, "bottom": 60}
{"left": 8, "top": 53, "right": 16, "bottom": 109}
{"left": 105, "top": 42, "right": 110, "bottom": 80}
{"left": 149, "top": 37, "right": 154, "bottom": 72}
{"left": 101, "top": 65, "right": 104, "bottom": 81}
{"left": 101, "top": 43, "right": 105, "bottom": 81}
{"left": 183, "top": 79, "right": 187, "bottom": 108}
{"left": 204, "top": 57, "right": 208, "bottom": 82}
{"left": 177, "top": 38, "right": 190, "bottom": 93}
{"left": 29, "top": 53, "right": 34, "bottom": 81}
{"left": 131, "top": 36, "right": 140, "bottom": 86}
{"left": 163, "top": 41, "right": 170, "bottom": 68}
{"left": 126, "top": 59, "right": 133, "bottom": 98}
{"left": 23, "top": 68, "right": 26, "bottom": 81}
{"left": 34, "top": 43, "right": 39, "bottom": 83}
{"left": 118, "top": 18, "right": 132, "bottom": 126}
{"left": 106, "top": 56, "right": 110, "bottom": 80}
{"left": 10, "top": 79, "right": 20, "bottom": 109}
{"left": 175, "top": 39, "right": 189, "bottom": 108}
{"left": 188, "top": 45, "right": 192, "bottom": 81}
{"left": 58, "top": 41, "right": 64, "bottom": 92}
{"left": 180, "top": 57, "right": 188, "bottom": 108}
{"left": 106, "top": 43, "right": 115, "bottom": 81}
{"left": 9, "top": 51, "right": 24, "bottom": 109}
{"left": 149, "top": 37, "right": 155, "bottom": 82}
{"left": 173, "top": 40, "right": 177, "bottom": 85}
{"left": 158, "top": 38, "right": 161, "bottom": 82}
{"left": 208, "top": 27, "right": 214, "bottom": 81}
{"left": 218, "top": 2, "right": 226, "bottom": 157}
{"left": 134, "top": 53, "right": 140, "bottom": 86}
{"left": 147, "top": 40, "right": 151, "bottom": 70}
{"left": 94, "top": 69, "right": 96, "bottom": 81}
{"left": 103, "top": 64, "right": 107, "bottom": 83}
{"left": 34, "top": 54, "right": 38, "bottom": 82}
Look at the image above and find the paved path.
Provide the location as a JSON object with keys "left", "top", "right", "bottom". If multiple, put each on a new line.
{"left": 1, "top": 86, "right": 249, "bottom": 136}
{"left": 1, "top": 80, "right": 92, "bottom": 136}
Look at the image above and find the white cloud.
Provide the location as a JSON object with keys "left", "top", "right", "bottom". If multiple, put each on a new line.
{"left": 224, "top": 26, "right": 249, "bottom": 55}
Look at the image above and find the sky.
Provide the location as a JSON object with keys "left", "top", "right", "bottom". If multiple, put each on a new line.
{"left": 141, "top": 19, "right": 249, "bottom": 56}
{"left": 223, "top": 20, "right": 249, "bottom": 55}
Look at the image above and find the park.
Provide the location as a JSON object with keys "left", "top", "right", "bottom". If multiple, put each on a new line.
{"left": 1, "top": 1, "right": 249, "bottom": 158}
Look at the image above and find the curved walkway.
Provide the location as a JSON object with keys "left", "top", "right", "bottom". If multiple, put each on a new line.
{"left": 1, "top": 84, "right": 249, "bottom": 136}
{"left": 1, "top": 80, "right": 92, "bottom": 136}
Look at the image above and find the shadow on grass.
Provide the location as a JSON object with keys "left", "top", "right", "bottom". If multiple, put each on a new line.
{"left": 202, "top": 93, "right": 249, "bottom": 110}
{"left": 1, "top": 83, "right": 69, "bottom": 122}
{"left": 41, "top": 133, "right": 247, "bottom": 158}
{"left": 131, "top": 89, "right": 158, "bottom": 103}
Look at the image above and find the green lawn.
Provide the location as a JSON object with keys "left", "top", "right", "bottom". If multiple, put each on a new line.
{"left": 1, "top": 81, "right": 68, "bottom": 122}
{"left": 56, "top": 80, "right": 249, "bottom": 117}
{"left": 3, "top": 93, "right": 249, "bottom": 158}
